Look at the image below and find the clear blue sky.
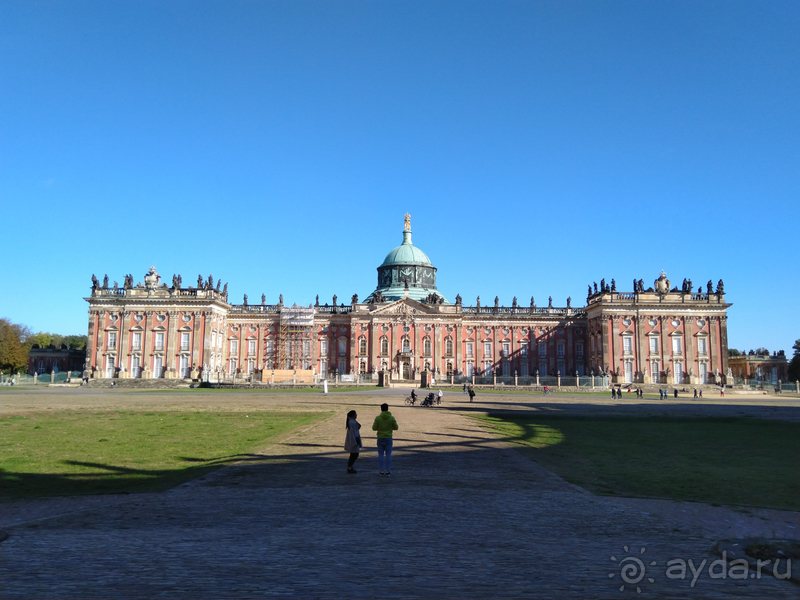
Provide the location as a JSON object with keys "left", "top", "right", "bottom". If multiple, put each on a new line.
{"left": 1, "top": 1, "right": 798, "bottom": 354}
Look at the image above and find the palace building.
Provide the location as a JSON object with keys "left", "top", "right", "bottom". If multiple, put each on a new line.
{"left": 84, "top": 215, "right": 732, "bottom": 386}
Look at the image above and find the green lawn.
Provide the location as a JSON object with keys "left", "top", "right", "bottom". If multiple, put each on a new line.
{"left": 475, "top": 414, "right": 800, "bottom": 510}
{"left": 145, "top": 386, "right": 378, "bottom": 393}
{"left": 0, "top": 410, "right": 329, "bottom": 498}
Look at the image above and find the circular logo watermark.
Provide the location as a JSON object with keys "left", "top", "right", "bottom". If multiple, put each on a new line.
{"left": 609, "top": 546, "right": 656, "bottom": 593}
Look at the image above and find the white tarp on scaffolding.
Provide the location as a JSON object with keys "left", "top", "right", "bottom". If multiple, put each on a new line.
{"left": 280, "top": 305, "right": 314, "bottom": 326}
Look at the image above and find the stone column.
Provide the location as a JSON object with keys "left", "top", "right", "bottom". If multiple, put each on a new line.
{"left": 142, "top": 312, "right": 152, "bottom": 378}
{"left": 192, "top": 311, "right": 202, "bottom": 375}
{"left": 349, "top": 324, "right": 357, "bottom": 374}
{"left": 684, "top": 317, "right": 695, "bottom": 384}
{"left": 455, "top": 321, "right": 463, "bottom": 376}
{"left": 434, "top": 324, "right": 442, "bottom": 375}
{"left": 117, "top": 311, "right": 129, "bottom": 378}
{"left": 660, "top": 317, "right": 670, "bottom": 384}
{"left": 512, "top": 326, "right": 518, "bottom": 377}
{"left": 611, "top": 316, "right": 621, "bottom": 382}
{"left": 86, "top": 311, "right": 98, "bottom": 372}
{"left": 719, "top": 316, "right": 730, "bottom": 383}
{"left": 371, "top": 323, "right": 379, "bottom": 373}
{"left": 709, "top": 316, "right": 719, "bottom": 379}
{"left": 414, "top": 321, "right": 421, "bottom": 375}
{"left": 566, "top": 325, "right": 574, "bottom": 376}
{"left": 635, "top": 315, "right": 646, "bottom": 383}
{"left": 166, "top": 311, "right": 179, "bottom": 378}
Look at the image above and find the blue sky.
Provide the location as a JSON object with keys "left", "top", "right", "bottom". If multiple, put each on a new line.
{"left": 1, "top": 1, "right": 798, "bottom": 354}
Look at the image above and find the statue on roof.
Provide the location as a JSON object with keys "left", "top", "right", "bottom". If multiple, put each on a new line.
{"left": 208, "top": 275, "right": 214, "bottom": 289}
{"left": 530, "top": 296, "right": 535, "bottom": 307}
{"left": 548, "top": 296, "right": 553, "bottom": 308}
{"left": 455, "top": 294, "right": 462, "bottom": 305}
{"left": 707, "top": 280, "right": 713, "bottom": 293}
{"left": 476, "top": 296, "right": 480, "bottom": 308}
{"left": 177, "top": 275, "right": 182, "bottom": 288}
{"left": 215, "top": 279, "right": 221, "bottom": 292}
{"left": 103, "top": 274, "right": 109, "bottom": 289}
{"left": 611, "top": 279, "right": 616, "bottom": 292}
{"left": 588, "top": 284, "right": 592, "bottom": 297}
{"left": 512, "top": 296, "right": 517, "bottom": 308}
{"left": 494, "top": 296, "right": 499, "bottom": 308}
{"left": 243, "top": 294, "right": 248, "bottom": 306}
{"left": 279, "top": 294, "right": 284, "bottom": 305}
{"left": 333, "top": 294, "right": 337, "bottom": 306}
{"left": 567, "top": 297, "right": 571, "bottom": 308}
{"left": 91, "top": 274, "right": 99, "bottom": 292}
{"left": 716, "top": 279, "right": 724, "bottom": 294}
{"left": 113, "top": 281, "right": 118, "bottom": 292}
{"left": 352, "top": 293, "right": 358, "bottom": 304}
{"left": 223, "top": 282, "right": 227, "bottom": 296}
{"left": 404, "top": 212, "right": 411, "bottom": 231}
{"left": 197, "top": 275, "right": 203, "bottom": 289}
{"left": 600, "top": 279, "right": 606, "bottom": 292}
{"left": 261, "top": 294, "right": 266, "bottom": 305}
{"left": 172, "top": 274, "right": 178, "bottom": 288}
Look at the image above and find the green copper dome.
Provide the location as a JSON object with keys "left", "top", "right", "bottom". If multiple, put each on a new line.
{"left": 366, "top": 215, "right": 449, "bottom": 304}
{"left": 379, "top": 230, "right": 433, "bottom": 268}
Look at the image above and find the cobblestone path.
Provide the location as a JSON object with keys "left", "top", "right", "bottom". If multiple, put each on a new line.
{"left": 2, "top": 392, "right": 798, "bottom": 598}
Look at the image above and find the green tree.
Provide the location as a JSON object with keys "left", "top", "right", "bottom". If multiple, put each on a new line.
{"left": 27, "top": 331, "right": 51, "bottom": 349}
{"left": 728, "top": 349, "right": 741, "bottom": 356}
{"left": 62, "top": 335, "right": 88, "bottom": 350}
{"left": 788, "top": 339, "right": 800, "bottom": 382}
{"left": 0, "top": 318, "right": 31, "bottom": 374}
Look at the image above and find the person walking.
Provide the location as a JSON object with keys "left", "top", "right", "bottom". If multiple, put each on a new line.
{"left": 468, "top": 385, "right": 475, "bottom": 402}
{"left": 693, "top": 388, "right": 698, "bottom": 398}
{"left": 437, "top": 388, "right": 443, "bottom": 405}
{"left": 463, "top": 382, "right": 467, "bottom": 395}
{"left": 344, "top": 410, "right": 362, "bottom": 474}
{"left": 372, "top": 403, "right": 398, "bottom": 476}
{"left": 611, "top": 388, "right": 616, "bottom": 400}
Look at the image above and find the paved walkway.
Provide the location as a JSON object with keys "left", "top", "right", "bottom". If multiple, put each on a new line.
{"left": 1, "top": 390, "right": 798, "bottom": 598}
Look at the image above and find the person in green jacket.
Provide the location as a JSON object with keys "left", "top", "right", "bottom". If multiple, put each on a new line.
{"left": 372, "top": 403, "right": 399, "bottom": 476}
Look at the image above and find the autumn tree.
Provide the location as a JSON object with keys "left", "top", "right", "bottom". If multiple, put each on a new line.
{"left": 0, "top": 318, "right": 31, "bottom": 374}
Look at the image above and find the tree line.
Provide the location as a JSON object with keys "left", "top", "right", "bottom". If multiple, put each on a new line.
{"left": 0, "top": 318, "right": 87, "bottom": 374}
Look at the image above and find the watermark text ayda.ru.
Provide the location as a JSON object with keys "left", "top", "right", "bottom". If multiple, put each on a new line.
{"left": 609, "top": 546, "right": 792, "bottom": 593}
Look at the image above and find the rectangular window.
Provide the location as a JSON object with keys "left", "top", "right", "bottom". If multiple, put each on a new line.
{"left": 466, "top": 342, "right": 474, "bottom": 357}
{"left": 248, "top": 340, "right": 256, "bottom": 355}
{"left": 674, "top": 361, "right": 682, "bottom": 383}
{"left": 131, "top": 355, "right": 140, "bottom": 378}
{"left": 266, "top": 340, "right": 274, "bottom": 355}
{"left": 651, "top": 360, "right": 659, "bottom": 383}
{"left": 697, "top": 338, "right": 707, "bottom": 355}
{"left": 649, "top": 337, "right": 658, "bottom": 354}
{"left": 699, "top": 362, "right": 708, "bottom": 383}
{"left": 180, "top": 355, "right": 189, "bottom": 378}
{"left": 502, "top": 343, "right": 510, "bottom": 358}
{"left": 230, "top": 339, "right": 238, "bottom": 355}
{"left": 557, "top": 344, "right": 565, "bottom": 359}
{"left": 539, "top": 344, "right": 546, "bottom": 358}
{"left": 484, "top": 342, "right": 491, "bottom": 357}
{"left": 248, "top": 359, "right": 255, "bottom": 374}
{"left": 180, "top": 332, "right": 190, "bottom": 351}
{"left": 107, "top": 332, "right": 117, "bottom": 349}
{"left": 131, "top": 332, "right": 141, "bottom": 351}
{"left": 623, "top": 337, "right": 632, "bottom": 355}
{"left": 153, "top": 355, "right": 163, "bottom": 378}
{"left": 320, "top": 339, "right": 328, "bottom": 355}
{"left": 520, "top": 343, "right": 528, "bottom": 357}
{"left": 672, "top": 337, "right": 681, "bottom": 355}
{"left": 320, "top": 359, "right": 328, "bottom": 375}
{"left": 211, "top": 331, "right": 216, "bottom": 349}
{"left": 338, "top": 340, "right": 347, "bottom": 356}
{"left": 105, "top": 355, "right": 115, "bottom": 378}
{"left": 576, "top": 344, "right": 583, "bottom": 358}
{"left": 303, "top": 341, "right": 311, "bottom": 357}
{"left": 228, "top": 359, "right": 237, "bottom": 374}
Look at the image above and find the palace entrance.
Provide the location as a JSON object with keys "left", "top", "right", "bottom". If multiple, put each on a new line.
{"left": 399, "top": 358, "right": 411, "bottom": 380}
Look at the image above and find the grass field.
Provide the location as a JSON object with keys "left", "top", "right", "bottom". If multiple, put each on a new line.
{"left": 475, "top": 414, "right": 800, "bottom": 510}
{"left": 0, "top": 410, "right": 329, "bottom": 498}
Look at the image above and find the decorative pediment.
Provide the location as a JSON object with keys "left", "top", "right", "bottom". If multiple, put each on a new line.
{"left": 370, "top": 298, "right": 438, "bottom": 318}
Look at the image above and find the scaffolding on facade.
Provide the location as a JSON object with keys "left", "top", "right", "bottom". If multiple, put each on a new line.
{"left": 277, "top": 305, "right": 315, "bottom": 369}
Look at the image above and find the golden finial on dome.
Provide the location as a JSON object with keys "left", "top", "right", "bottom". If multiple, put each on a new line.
{"left": 404, "top": 213, "right": 411, "bottom": 231}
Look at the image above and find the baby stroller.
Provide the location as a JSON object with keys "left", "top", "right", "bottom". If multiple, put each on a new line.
{"left": 421, "top": 392, "right": 437, "bottom": 407}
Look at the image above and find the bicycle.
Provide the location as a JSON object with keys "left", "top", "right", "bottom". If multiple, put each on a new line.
{"left": 404, "top": 395, "right": 418, "bottom": 406}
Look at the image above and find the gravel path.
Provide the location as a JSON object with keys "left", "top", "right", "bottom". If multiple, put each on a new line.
{"left": 1, "top": 389, "right": 798, "bottom": 598}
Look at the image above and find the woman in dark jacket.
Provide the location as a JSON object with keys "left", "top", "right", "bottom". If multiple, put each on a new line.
{"left": 344, "top": 410, "right": 362, "bottom": 474}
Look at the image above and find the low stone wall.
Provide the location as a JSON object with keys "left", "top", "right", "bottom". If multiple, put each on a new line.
{"left": 87, "top": 378, "right": 193, "bottom": 389}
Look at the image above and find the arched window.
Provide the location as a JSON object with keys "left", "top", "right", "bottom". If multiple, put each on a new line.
{"left": 402, "top": 337, "right": 410, "bottom": 352}
{"left": 359, "top": 336, "right": 367, "bottom": 356}
{"left": 423, "top": 337, "right": 431, "bottom": 356}
{"left": 380, "top": 337, "right": 389, "bottom": 356}
{"left": 445, "top": 337, "right": 453, "bottom": 357}
{"left": 360, "top": 360, "right": 367, "bottom": 374}
{"left": 445, "top": 361, "right": 453, "bottom": 377}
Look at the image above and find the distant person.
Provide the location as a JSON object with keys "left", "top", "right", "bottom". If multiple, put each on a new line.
{"left": 720, "top": 387, "right": 724, "bottom": 397}
{"left": 468, "top": 386, "right": 475, "bottom": 402}
{"left": 674, "top": 389, "right": 678, "bottom": 399}
{"left": 410, "top": 389, "right": 418, "bottom": 404}
{"left": 344, "top": 410, "right": 362, "bottom": 474}
{"left": 611, "top": 388, "right": 616, "bottom": 400}
{"left": 372, "top": 403, "right": 398, "bottom": 476}
{"left": 693, "top": 389, "right": 698, "bottom": 398}
{"left": 543, "top": 385, "right": 550, "bottom": 396}
{"left": 437, "top": 388, "right": 443, "bottom": 405}
{"left": 659, "top": 388, "right": 664, "bottom": 400}
{"left": 463, "top": 383, "right": 467, "bottom": 395}
{"left": 699, "top": 389, "right": 703, "bottom": 398}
